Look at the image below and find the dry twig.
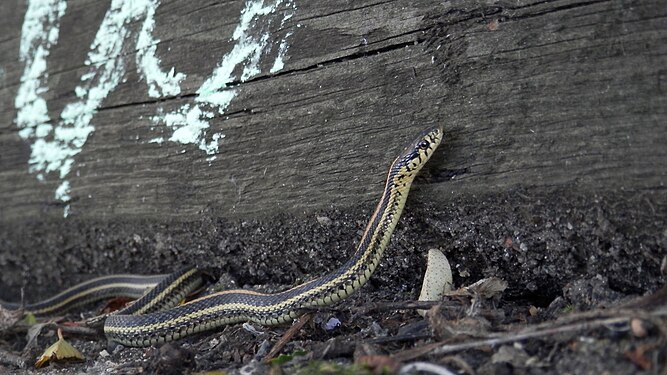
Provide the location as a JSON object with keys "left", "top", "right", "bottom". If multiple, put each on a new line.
{"left": 263, "top": 313, "right": 312, "bottom": 363}
{"left": 394, "top": 308, "right": 667, "bottom": 362}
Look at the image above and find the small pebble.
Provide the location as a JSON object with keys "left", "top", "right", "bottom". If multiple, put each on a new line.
{"left": 242, "top": 323, "right": 264, "bottom": 336}
{"left": 324, "top": 317, "right": 341, "bottom": 331}
{"left": 631, "top": 318, "right": 648, "bottom": 337}
{"left": 316, "top": 216, "right": 333, "bottom": 226}
{"left": 529, "top": 305, "right": 539, "bottom": 317}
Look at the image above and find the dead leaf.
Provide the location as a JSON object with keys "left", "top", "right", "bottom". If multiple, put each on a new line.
{"left": 35, "top": 328, "right": 84, "bottom": 368}
{"left": 425, "top": 306, "right": 454, "bottom": 340}
{"left": 466, "top": 277, "right": 508, "bottom": 299}
{"left": 100, "top": 297, "right": 135, "bottom": 314}
{"left": 624, "top": 344, "right": 656, "bottom": 370}
{"left": 25, "top": 322, "right": 48, "bottom": 352}
{"left": 492, "top": 345, "right": 529, "bottom": 366}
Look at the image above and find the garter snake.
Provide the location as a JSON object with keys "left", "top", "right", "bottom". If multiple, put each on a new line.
{"left": 2, "top": 126, "right": 443, "bottom": 347}
{"left": 0, "top": 268, "right": 204, "bottom": 318}
{"left": 0, "top": 273, "right": 168, "bottom": 317}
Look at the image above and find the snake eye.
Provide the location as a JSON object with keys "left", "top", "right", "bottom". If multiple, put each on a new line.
{"left": 418, "top": 140, "right": 429, "bottom": 149}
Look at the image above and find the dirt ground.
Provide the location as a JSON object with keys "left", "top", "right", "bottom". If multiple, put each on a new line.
{"left": 0, "top": 187, "right": 665, "bottom": 374}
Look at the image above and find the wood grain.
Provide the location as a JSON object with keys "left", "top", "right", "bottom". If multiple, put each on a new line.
{"left": 0, "top": 0, "right": 665, "bottom": 222}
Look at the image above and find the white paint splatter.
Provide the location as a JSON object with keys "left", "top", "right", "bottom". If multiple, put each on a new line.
{"left": 54, "top": 180, "right": 70, "bottom": 201}
{"left": 15, "top": 0, "right": 66, "bottom": 145}
{"left": 270, "top": 33, "right": 292, "bottom": 73}
{"left": 41, "top": 0, "right": 156, "bottom": 211}
{"left": 152, "top": 0, "right": 296, "bottom": 154}
{"left": 148, "top": 137, "right": 164, "bottom": 144}
{"left": 136, "top": 0, "right": 185, "bottom": 97}
{"left": 15, "top": 0, "right": 185, "bottom": 217}
{"left": 15, "top": 0, "right": 296, "bottom": 217}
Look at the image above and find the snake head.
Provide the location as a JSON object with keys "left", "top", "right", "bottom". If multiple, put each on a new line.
{"left": 393, "top": 126, "right": 444, "bottom": 175}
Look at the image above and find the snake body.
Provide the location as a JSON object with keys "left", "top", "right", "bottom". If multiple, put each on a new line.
{"left": 3, "top": 126, "right": 443, "bottom": 347}
{"left": 0, "top": 274, "right": 168, "bottom": 316}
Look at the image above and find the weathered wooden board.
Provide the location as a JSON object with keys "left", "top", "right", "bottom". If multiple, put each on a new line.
{"left": 1, "top": 0, "right": 664, "bottom": 222}
{"left": 0, "top": 4, "right": 666, "bottom": 372}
